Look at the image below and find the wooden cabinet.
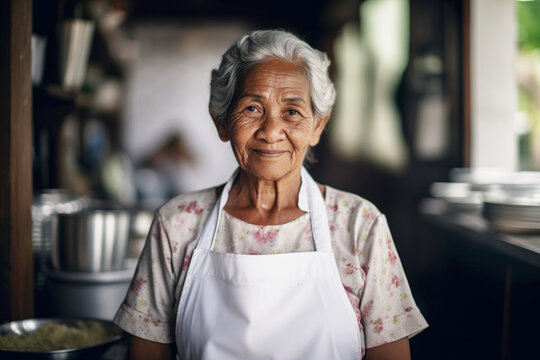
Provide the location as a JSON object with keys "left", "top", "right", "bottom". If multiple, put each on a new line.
{"left": 420, "top": 207, "right": 540, "bottom": 359}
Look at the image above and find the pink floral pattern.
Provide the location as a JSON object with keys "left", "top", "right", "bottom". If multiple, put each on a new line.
{"left": 386, "top": 234, "right": 398, "bottom": 265}
{"left": 132, "top": 277, "right": 147, "bottom": 296}
{"left": 371, "top": 318, "right": 384, "bottom": 334}
{"left": 178, "top": 201, "right": 203, "bottom": 216}
{"left": 253, "top": 226, "right": 279, "bottom": 244}
{"left": 361, "top": 299, "right": 374, "bottom": 319}
{"left": 182, "top": 254, "right": 190, "bottom": 272}
{"left": 391, "top": 274, "right": 400, "bottom": 288}
{"left": 114, "top": 185, "right": 428, "bottom": 352}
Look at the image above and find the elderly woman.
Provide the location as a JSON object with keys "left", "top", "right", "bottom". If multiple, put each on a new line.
{"left": 114, "top": 29, "right": 428, "bottom": 360}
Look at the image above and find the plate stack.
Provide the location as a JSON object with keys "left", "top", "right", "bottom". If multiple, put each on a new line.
{"left": 428, "top": 169, "right": 540, "bottom": 233}
{"left": 483, "top": 195, "right": 540, "bottom": 233}
{"left": 429, "top": 182, "right": 483, "bottom": 214}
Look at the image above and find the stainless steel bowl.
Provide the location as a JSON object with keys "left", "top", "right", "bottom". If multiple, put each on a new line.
{"left": 0, "top": 317, "right": 122, "bottom": 360}
{"left": 128, "top": 209, "right": 153, "bottom": 260}
{"left": 52, "top": 209, "right": 131, "bottom": 272}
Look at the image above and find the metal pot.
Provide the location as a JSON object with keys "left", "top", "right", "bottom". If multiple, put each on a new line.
{"left": 128, "top": 209, "right": 153, "bottom": 260}
{"left": 0, "top": 317, "right": 123, "bottom": 360}
{"left": 32, "top": 190, "right": 90, "bottom": 290}
{"left": 52, "top": 209, "right": 131, "bottom": 272}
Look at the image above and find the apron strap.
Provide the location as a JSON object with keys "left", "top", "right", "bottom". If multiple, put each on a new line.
{"left": 302, "top": 167, "right": 332, "bottom": 252}
{"left": 196, "top": 168, "right": 237, "bottom": 251}
{"left": 196, "top": 167, "right": 332, "bottom": 253}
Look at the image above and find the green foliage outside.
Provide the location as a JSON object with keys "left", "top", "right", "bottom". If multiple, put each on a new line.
{"left": 517, "top": 1, "right": 540, "bottom": 170}
{"left": 517, "top": 1, "right": 540, "bottom": 51}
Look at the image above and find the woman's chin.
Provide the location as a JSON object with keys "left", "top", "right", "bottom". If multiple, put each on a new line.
{"left": 241, "top": 161, "right": 301, "bottom": 182}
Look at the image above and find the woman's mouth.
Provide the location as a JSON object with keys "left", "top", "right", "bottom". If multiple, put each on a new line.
{"left": 253, "top": 149, "right": 285, "bottom": 158}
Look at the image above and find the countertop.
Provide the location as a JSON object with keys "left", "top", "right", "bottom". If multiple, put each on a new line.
{"left": 420, "top": 198, "right": 540, "bottom": 268}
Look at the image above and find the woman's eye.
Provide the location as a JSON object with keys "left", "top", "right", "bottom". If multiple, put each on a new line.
{"left": 241, "top": 105, "right": 262, "bottom": 118}
{"left": 287, "top": 109, "right": 299, "bottom": 116}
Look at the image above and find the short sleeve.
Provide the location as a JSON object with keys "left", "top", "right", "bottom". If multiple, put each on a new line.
{"left": 358, "top": 214, "right": 428, "bottom": 348}
{"left": 113, "top": 212, "right": 176, "bottom": 343}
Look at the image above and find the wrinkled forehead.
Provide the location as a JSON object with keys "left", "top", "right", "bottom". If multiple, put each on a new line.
{"left": 242, "top": 59, "right": 308, "bottom": 89}
{"left": 233, "top": 59, "right": 311, "bottom": 105}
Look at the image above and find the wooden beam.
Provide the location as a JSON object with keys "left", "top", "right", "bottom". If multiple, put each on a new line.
{"left": 0, "top": 0, "right": 34, "bottom": 322}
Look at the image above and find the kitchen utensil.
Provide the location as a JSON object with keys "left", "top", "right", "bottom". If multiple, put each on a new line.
{"left": 52, "top": 209, "right": 130, "bottom": 272}
{"left": 31, "top": 34, "right": 47, "bottom": 86}
{"left": 59, "top": 19, "right": 95, "bottom": 90}
{"left": 32, "top": 190, "right": 90, "bottom": 297}
{"left": 0, "top": 317, "right": 122, "bottom": 360}
{"left": 128, "top": 209, "right": 153, "bottom": 259}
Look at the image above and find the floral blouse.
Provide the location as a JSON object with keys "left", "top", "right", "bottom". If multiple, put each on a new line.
{"left": 114, "top": 185, "right": 428, "bottom": 353}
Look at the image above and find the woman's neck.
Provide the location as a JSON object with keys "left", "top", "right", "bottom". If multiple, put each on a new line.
{"left": 224, "top": 169, "right": 305, "bottom": 225}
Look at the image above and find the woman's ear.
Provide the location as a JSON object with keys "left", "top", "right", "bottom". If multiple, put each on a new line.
{"left": 211, "top": 113, "right": 230, "bottom": 142}
{"left": 309, "top": 111, "right": 331, "bottom": 146}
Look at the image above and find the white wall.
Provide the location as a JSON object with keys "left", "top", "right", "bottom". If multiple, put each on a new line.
{"left": 470, "top": 0, "right": 518, "bottom": 170}
{"left": 122, "top": 23, "right": 247, "bottom": 193}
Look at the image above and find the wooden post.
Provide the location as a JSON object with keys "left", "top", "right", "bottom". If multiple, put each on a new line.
{"left": 0, "top": 0, "right": 34, "bottom": 322}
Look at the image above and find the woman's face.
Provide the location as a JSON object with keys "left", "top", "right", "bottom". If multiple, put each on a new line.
{"left": 215, "top": 58, "right": 329, "bottom": 182}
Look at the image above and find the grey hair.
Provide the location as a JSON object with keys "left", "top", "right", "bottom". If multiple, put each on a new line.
{"left": 209, "top": 29, "right": 336, "bottom": 127}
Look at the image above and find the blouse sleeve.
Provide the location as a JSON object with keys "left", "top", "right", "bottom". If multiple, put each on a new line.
{"left": 113, "top": 211, "right": 177, "bottom": 343}
{"left": 358, "top": 214, "right": 428, "bottom": 348}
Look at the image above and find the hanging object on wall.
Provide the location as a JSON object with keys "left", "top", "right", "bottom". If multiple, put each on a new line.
{"left": 331, "top": 0, "right": 410, "bottom": 172}
{"left": 413, "top": 52, "right": 448, "bottom": 161}
{"left": 58, "top": 19, "right": 95, "bottom": 90}
{"left": 31, "top": 34, "right": 47, "bottom": 86}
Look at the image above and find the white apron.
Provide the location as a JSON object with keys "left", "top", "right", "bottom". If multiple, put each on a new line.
{"left": 175, "top": 167, "right": 363, "bottom": 360}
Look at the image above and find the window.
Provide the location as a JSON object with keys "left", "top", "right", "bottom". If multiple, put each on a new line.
{"left": 516, "top": 0, "right": 540, "bottom": 170}
{"left": 470, "top": 0, "right": 518, "bottom": 170}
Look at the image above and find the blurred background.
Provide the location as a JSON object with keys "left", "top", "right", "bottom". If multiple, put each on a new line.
{"left": 3, "top": 0, "right": 540, "bottom": 359}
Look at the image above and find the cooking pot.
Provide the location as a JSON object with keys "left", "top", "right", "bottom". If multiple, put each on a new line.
{"left": 32, "top": 190, "right": 90, "bottom": 294}
{"left": 52, "top": 209, "right": 130, "bottom": 272}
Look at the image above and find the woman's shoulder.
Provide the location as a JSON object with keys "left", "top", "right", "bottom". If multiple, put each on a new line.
{"left": 156, "top": 186, "right": 221, "bottom": 224}
{"left": 324, "top": 185, "right": 387, "bottom": 255}
{"left": 324, "top": 185, "right": 383, "bottom": 220}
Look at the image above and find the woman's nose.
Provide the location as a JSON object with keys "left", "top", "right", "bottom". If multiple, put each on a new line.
{"left": 255, "top": 110, "right": 284, "bottom": 142}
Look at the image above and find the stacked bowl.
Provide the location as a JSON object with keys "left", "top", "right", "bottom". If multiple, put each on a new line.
{"left": 39, "top": 198, "right": 139, "bottom": 321}
{"left": 429, "top": 168, "right": 540, "bottom": 234}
